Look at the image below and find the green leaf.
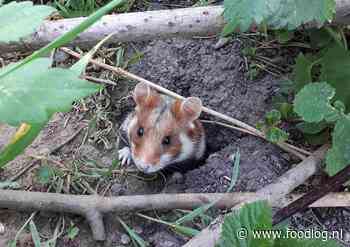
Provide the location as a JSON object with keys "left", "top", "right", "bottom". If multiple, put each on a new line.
{"left": 118, "top": 217, "right": 149, "bottom": 247}
{"left": 0, "top": 123, "right": 45, "bottom": 168}
{"left": 36, "top": 165, "right": 55, "bottom": 185}
{"left": 0, "top": 0, "right": 126, "bottom": 79}
{"left": 0, "top": 58, "right": 100, "bottom": 126}
{"left": 219, "top": 200, "right": 273, "bottom": 247}
{"left": 320, "top": 44, "right": 350, "bottom": 110}
{"left": 293, "top": 53, "right": 313, "bottom": 92}
{"left": 308, "top": 28, "right": 333, "bottom": 48}
{"left": 67, "top": 225, "right": 79, "bottom": 240}
{"left": 325, "top": 116, "right": 350, "bottom": 176}
{"left": 294, "top": 82, "right": 336, "bottom": 123}
{"left": 296, "top": 121, "right": 329, "bottom": 134}
{"left": 266, "top": 127, "right": 289, "bottom": 144}
{"left": 265, "top": 110, "right": 281, "bottom": 126}
{"left": 275, "top": 30, "right": 294, "bottom": 43}
{"left": 0, "top": 1, "right": 55, "bottom": 42}
{"left": 223, "top": 0, "right": 335, "bottom": 33}
{"left": 29, "top": 220, "right": 41, "bottom": 247}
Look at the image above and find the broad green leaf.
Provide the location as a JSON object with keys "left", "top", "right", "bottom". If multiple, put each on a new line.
{"left": 223, "top": 0, "right": 335, "bottom": 33}
{"left": 325, "top": 116, "right": 350, "bottom": 176}
{"left": 0, "top": 58, "right": 100, "bottom": 126}
{"left": 0, "top": 123, "right": 45, "bottom": 168}
{"left": 293, "top": 53, "right": 313, "bottom": 92}
{"left": 218, "top": 200, "right": 273, "bottom": 247}
{"left": 320, "top": 45, "right": 350, "bottom": 110}
{"left": 0, "top": 1, "right": 55, "bottom": 42}
{"left": 29, "top": 220, "right": 41, "bottom": 247}
{"left": 296, "top": 121, "right": 329, "bottom": 134}
{"left": 0, "top": 0, "right": 125, "bottom": 78}
{"left": 294, "top": 82, "right": 335, "bottom": 123}
{"left": 266, "top": 127, "right": 289, "bottom": 144}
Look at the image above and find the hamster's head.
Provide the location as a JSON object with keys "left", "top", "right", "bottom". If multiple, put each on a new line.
{"left": 128, "top": 82, "right": 204, "bottom": 174}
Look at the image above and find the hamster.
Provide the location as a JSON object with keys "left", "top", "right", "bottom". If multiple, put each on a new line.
{"left": 118, "top": 82, "right": 206, "bottom": 174}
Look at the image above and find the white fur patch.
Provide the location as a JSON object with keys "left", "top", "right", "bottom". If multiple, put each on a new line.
{"left": 196, "top": 134, "right": 206, "bottom": 159}
{"left": 174, "top": 133, "right": 194, "bottom": 163}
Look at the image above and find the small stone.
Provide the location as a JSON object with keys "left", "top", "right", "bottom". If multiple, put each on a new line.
{"left": 120, "top": 234, "right": 131, "bottom": 245}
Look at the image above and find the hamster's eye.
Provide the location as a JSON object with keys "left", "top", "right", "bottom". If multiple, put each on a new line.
{"left": 162, "top": 136, "right": 171, "bottom": 146}
{"left": 137, "top": 127, "right": 144, "bottom": 137}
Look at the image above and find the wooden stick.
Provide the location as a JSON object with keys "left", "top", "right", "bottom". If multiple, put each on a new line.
{"left": 183, "top": 145, "right": 328, "bottom": 247}
{"left": 60, "top": 47, "right": 308, "bottom": 160}
{"left": 2, "top": 1, "right": 350, "bottom": 53}
{"left": 2, "top": 187, "right": 350, "bottom": 241}
{"left": 272, "top": 163, "right": 350, "bottom": 225}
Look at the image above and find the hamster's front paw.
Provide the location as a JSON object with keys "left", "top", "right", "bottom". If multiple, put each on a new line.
{"left": 118, "top": 147, "right": 132, "bottom": 166}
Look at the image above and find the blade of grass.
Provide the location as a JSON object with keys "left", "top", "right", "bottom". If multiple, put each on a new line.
{"left": 29, "top": 220, "right": 41, "bottom": 247}
{"left": 117, "top": 216, "right": 148, "bottom": 247}
{"left": 0, "top": 0, "right": 126, "bottom": 79}
{"left": 137, "top": 213, "right": 199, "bottom": 237}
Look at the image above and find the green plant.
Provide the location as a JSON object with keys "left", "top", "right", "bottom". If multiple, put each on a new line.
{"left": 257, "top": 110, "right": 289, "bottom": 144}
{"left": 0, "top": 0, "right": 126, "bottom": 169}
{"left": 222, "top": 0, "right": 335, "bottom": 35}
{"left": 216, "top": 200, "right": 340, "bottom": 247}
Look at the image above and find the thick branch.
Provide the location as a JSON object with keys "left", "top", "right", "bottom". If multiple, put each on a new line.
{"left": 2, "top": 0, "right": 350, "bottom": 53}
{"left": 183, "top": 145, "right": 328, "bottom": 247}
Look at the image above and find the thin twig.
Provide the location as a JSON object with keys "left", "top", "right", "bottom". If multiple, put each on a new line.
{"left": 82, "top": 75, "right": 117, "bottom": 86}
{"left": 60, "top": 47, "right": 308, "bottom": 160}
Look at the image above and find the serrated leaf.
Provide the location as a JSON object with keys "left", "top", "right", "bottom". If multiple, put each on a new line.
{"left": 320, "top": 45, "right": 350, "bottom": 110}
{"left": 223, "top": 0, "right": 335, "bottom": 33}
{"left": 0, "top": 1, "right": 55, "bottom": 42}
{"left": 0, "top": 58, "right": 100, "bottom": 126}
{"left": 294, "top": 82, "right": 336, "bottom": 122}
{"left": 266, "top": 127, "right": 289, "bottom": 143}
{"left": 293, "top": 53, "right": 313, "bottom": 92}
{"left": 325, "top": 116, "right": 350, "bottom": 176}
{"left": 0, "top": 123, "right": 45, "bottom": 168}
{"left": 219, "top": 200, "right": 273, "bottom": 247}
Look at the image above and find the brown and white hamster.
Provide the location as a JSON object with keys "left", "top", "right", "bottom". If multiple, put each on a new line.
{"left": 118, "top": 82, "right": 206, "bottom": 174}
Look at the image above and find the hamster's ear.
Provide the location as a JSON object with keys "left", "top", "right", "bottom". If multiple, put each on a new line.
{"left": 173, "top": 97, "right": 202, "bottom": 123}
{"left": 133, "top": 82, "right": 161, "bottom": 108}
